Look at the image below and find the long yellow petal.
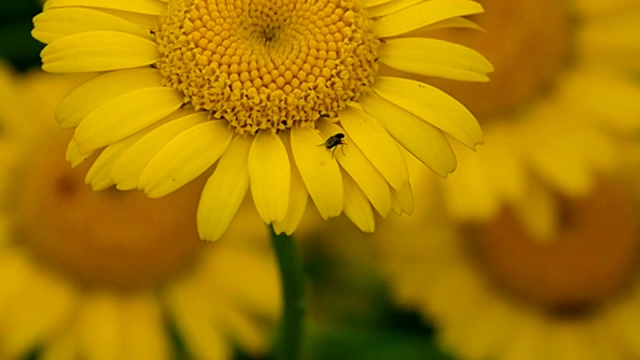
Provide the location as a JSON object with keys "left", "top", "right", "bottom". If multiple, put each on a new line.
{"left": 558, "top": 69, "right": 640, "bottom": 131}
{"left": 85, "top": 130, "right": 146, "bottom": 190}
{"left": 0, "top": 271, "right": 76, "bottom": 360}
{"left": 342, "top": 171, "right": 376, "bottom": 233}
{"left": 366, "top": 0, "right": 423, "bottom": 18}
{"left": 272, "top": 137, "right": 309, "bottom": 235}
{"left": 65, "top": 139, "right": 94, "bottom": 167}
{"left": 359, "top": 91, "right": 457, "bottom": 177}
{"left": 165, "top": 284, "right": 230, "bottom": 360}
{"left": 373, "top": 0, "right": 483, "bottom": 38}
{"left": 77, "top": 294, "right": 124, "bottom": 360}
{"left": 46, "top": 0, "right": 166, "bottom": 15}
{"left": 73, "top": 86, "right": 183, "bottom": 152}
{"left": 40, "top": 329, "right": 78, "bottom": 360}
{"left": 122, "top": 293, "right": 172, "bottom": 360}
{"left": 317, "top": 120, "right": 391, "bottom": 216}
{"left": 111, "top": 112, "right": 206, "bottom": 190}
{"left": 56, "top": 68, "right": 162, "bottom": 129}
{"left": 248, "top": 132, "right": 291, "bottom": 223}
{"left": 339, "top": 106, "right": 408, "bottom": 190}
{"left": 290, "top": 127, "right": 343, "bottom": 219}
{"left": 373, "top": 76, "right": 483, "bottom": 149}
{"left": 364, "top": 0, "right": 395, "bottom": 8}
{"left": 41, "top": 31, "right": 160, "bottom": 73}
{"left": 32, "top": 8, "right": 152, "bottom": 44}
{"left": 139, "top": 120, "right": 233, "bottom": 198}
{"left": 379, "top": 38, "right": 493, "bottom": 82}
{"left": 390, "top": 180, "right": 414, "bottom": 215}
{"left": 197, "top": 135, "right": 252, "bottom": 241}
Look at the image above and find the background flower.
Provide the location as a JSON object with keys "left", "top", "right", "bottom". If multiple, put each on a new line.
{"left": 381, "top": 0, "right": 640, "bottom": 239}
{"left": 0, "top": 65, "right": 280, "bottom": 360}
{"left": 374, "top": 173, "right": 640, "bottom": 360}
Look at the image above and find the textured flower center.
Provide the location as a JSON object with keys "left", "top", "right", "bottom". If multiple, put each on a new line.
{"left": 15, "top": 139, "right": 205, "bottom": 290}
{"left": 155, "top": 0, "right": 379, "bottom": 134}
{"left": 470, "top": 181, "right": 639, "bottom": 315}
{"left": 381, "top": 0, "right": 571, "bottom": 121}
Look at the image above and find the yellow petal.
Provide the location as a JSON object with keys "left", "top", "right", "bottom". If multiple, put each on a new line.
{"left": 512, "top": 182, "right": 559, "bottom": 242}
{"left": 40, "top": 330, "right": 78, "bottom": 360}
{"left": 364, "top": 0, "right": 395, "bottom": 8}
{"left": 366, "top": 0, "right": 423, "bottom": 18}
{"left": 85, "top": 131, "right": 145, "bottom": 190}
{"left": 66, "top": 139, "right": 94, "bottom": 167}
{"left": 46, "top": 0, "right": 166, "bottom": 15}
{"left": 248, "top": 132, "right": 291, "bottom": 223}
{"left": 379, "top": 37, "right": 493, "bottom": 82}
{"left": 197, "top": 136, "right": 251, "bottom": 241}
{"left": 166, "top": 283, "right": 230, "bottom": 360}
{"left": 123, "top": 293, "right": 171, "bottom": 360}
{"left": 373, "top": 76, "right": 483, "bottom": 149}
{"left": 111, "top": 112, "right": 206, "bottom": 190}
{"left": 390, "top": 180, "right": 414, "bottom": 215}
{"left": 56, "top": 68, "right": 162, "bottom": 129}
{"left": 359, "top": 91, "right": 457, "bottom": 177}
{"left": 290, "top": 126, "right": 342, "bottom": 219}
{"left": 41, "top": 31, "right": 160, "bottom": 73}
{"left": 139, "top": 120, "right": 233, "bottom": 198}
{"left": 317, "top": 120, "right": 391, "bottom": 216}
{"left": 443, "top": 149, "right": 498, "bottom": 221}
{"left": 272, "top": 137, "right": 309, "bottom": 235}
{"left": 98, "top": 8, "right": 159, "bottom": 29}
{"left": 342, "top": 171, "right": 375, "bottom": 233}
{"left": 559, "top": 69, "right": 640, "bottom": 131}
{"left": 422, "top": 16, "right": 483, "bottom": 32}
{"left": 77, "top": 294, "right": 125, "bottom": 360}
{"left": 373, "top": 0, "right": 483, "bottom": 38}
{"left": 73, "top": 86, "right": 183, "bottom": 152}
{"left": 339, "top": 106, "right": 408, "bottom": 190}
{"left": 0, "top": 271, "right": 75, "bottom": 360}
{"left": 32, "top": 8, "right": 152, "bottom": 44}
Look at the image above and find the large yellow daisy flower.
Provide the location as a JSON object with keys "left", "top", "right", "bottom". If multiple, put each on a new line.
{"left": 0, "top": 66, "right": 280, "bottom": 360}
{"left": 382, "top": 0, "right": 640, "bottom": 239}
{"left": 375, "top": 176, "right": 640, "bottom": 360}
{"left": 31, "top": 0, "right": 492, "bottom": 239}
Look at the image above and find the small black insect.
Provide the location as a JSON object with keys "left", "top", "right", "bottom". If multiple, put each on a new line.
{"left": 321, "top": 133, "right": 346, "bottom": 157}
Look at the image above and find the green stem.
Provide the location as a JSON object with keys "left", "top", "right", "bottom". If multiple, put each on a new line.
{"left": 270, "top": 226, "right": 306, "bottom": 360}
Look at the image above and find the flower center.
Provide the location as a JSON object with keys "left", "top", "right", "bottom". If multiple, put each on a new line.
{"left": 155, "top": 0, "right": 379, "bottom": 134}
{"left": 382, "top": 0, "right": 571, "bottom": 121}
{"left": 14, "top": 138, "right": 205, "bottom": 290}
{"left": 470, "top": 181, "right": 639, "bottom": 315}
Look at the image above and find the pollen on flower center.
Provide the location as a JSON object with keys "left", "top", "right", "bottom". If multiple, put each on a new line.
{"left": 155, "top": 0, "right": 379, "bottom": 134}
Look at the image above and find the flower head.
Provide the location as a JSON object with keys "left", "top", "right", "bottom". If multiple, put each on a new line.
{"left": 383, "top": 0, "right": 640, "bottom": 238}
{"left": 0, "top": 66, "right": 280, "bottom": 359}
{"left": 374, "top": 177, "right": 640, "bottom": 359}
{"left": 33, "top": 0, "right": 492, "bottom": 239}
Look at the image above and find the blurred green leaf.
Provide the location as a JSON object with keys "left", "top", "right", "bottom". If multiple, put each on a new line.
{"left": 0, "top": 0, "right": 44, "bottom": 70}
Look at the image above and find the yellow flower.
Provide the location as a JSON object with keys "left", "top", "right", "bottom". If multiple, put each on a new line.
{"left": 375, "top": 177, "right": 640, "bottom": 360}
{"left": 32, "top": 0, "right": 492, "bottom": 239}
{"left": 0, "top": 66, "right": 280, "bottom": 359}
{"left": 382, "top": 0, "right": 640, "bottom": 239}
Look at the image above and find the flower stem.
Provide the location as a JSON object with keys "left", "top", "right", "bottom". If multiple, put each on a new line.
{"left": 270, "top": 226, "right": 305, "bottom": 360}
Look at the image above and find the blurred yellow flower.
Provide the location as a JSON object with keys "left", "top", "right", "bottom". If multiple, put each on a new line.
{"left": 382, "top": 0, "right": 640, "bottom": 239}
{"left": 0, "top": 66, "right": 280, "bottom": 360}
{"left": 375, "top": 177, "right": 640, "bottom": 360}
{"left": 31, "top": 0, "right": 493, "bottom": 239}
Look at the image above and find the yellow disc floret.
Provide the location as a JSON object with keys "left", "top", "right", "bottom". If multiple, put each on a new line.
{"left": 155, "top": 0, "right": 379, "bottom": 134}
